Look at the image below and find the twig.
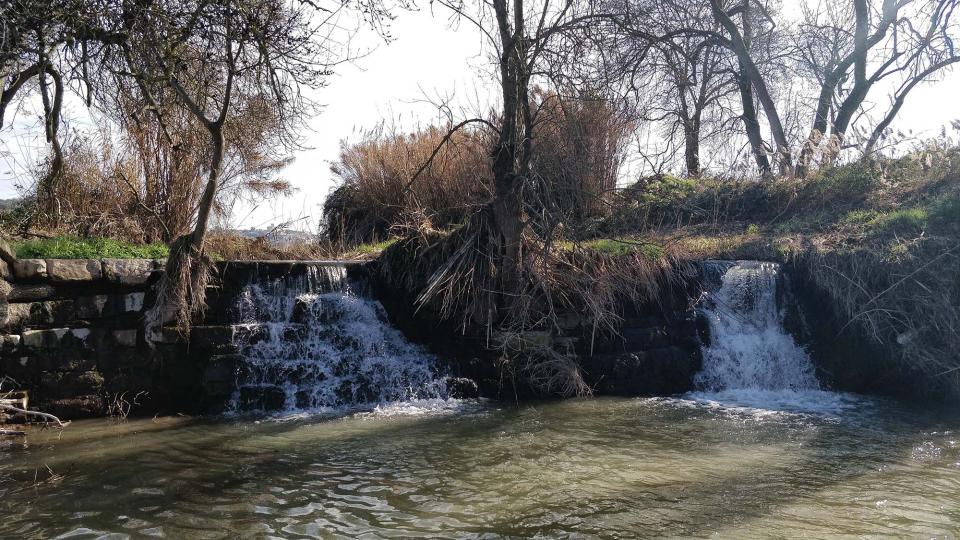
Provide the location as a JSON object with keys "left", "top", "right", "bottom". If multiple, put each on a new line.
{"left": 0, "top": 404, "right": 65, "bottom": 428}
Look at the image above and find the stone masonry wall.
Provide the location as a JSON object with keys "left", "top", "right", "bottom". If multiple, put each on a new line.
{"left": 0, "top": 237, "right": 171, "bottom": 418}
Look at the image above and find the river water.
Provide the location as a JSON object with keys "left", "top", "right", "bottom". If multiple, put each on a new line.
{"left": 2, "top": 395, "right": 960, "bottom": 538}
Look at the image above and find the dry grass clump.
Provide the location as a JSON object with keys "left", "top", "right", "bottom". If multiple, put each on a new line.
{"left": 204, "top": 232, "right": 331, "bottom": 261}
{"left": 10, "top": 93, "right": 291, "bottom": 245}
{"left": 323, "top": 124, "right": 493, "bottom": 249}
{"left": 794, "top": 236, "right": 960, "bottom": 396}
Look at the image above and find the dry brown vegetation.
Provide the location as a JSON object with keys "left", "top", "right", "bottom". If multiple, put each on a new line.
{"left": 322, "top": 91, "right": 632, "bottom": 250}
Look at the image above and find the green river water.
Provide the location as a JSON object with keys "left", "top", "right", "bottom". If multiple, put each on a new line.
{"left": 2, "top": 395, "right": 959, "bottom": 538}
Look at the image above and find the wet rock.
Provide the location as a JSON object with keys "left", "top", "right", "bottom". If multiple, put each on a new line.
{"left": 13, "top": 259, "right": 46, "bottom": 280}
{"left": 113, "top": 329, "right": 138, "bottom": 348}
{"left": 44, "top": 395, "right": 105, "bottom": 419}
{"left": 0, "top": 278, "right": 10, "bottom": 301}
{"left": 584, "top": 347, "right": 701, "bottom": 396}
{"left": 447, "top": 377, "right": 479, "bottom": 399}
{"left": 239, "top": 386, "right": 286, "bottom": 411}
{"left": 190, "top": 326, "right": 234, "bottom": 349}
{"left": 0, "top": 260, "right": 9, "bottom": 280}
{"left": 102, "top": 259, "right": 157, "bottom": 286}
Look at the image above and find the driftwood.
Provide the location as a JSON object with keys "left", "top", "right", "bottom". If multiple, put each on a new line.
{"left": 0, "top": 403, "right": 65, "bottom": 427}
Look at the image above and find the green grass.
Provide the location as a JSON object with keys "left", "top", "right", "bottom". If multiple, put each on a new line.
{"left": 560, "top": 238, "right": 667, "bottom": 260}
{"left": 343, "top": 238, "right": 398, "bottom": 257}
{"left": 14, "top": 236, "right": 169, "bottom": 259}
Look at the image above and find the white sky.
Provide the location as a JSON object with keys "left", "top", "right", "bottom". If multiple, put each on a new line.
{"left": 1, "top": 6, "right": 959, "bottom": 232}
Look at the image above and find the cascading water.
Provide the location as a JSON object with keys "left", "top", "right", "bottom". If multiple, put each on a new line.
{"left": 228, "top": 263, "right": 450, "bottom": 414}
{"left": 688, "top": 261, "right": 850, "bottom": 412}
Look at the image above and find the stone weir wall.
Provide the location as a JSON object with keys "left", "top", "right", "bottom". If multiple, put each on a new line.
{"left": 0, "top": 255, "right": 372, "bottom": 419}
{"left": 0, "top": 247, "right": 703, "bottom": 418}
{"left": 369, "top": 261, "right": 705, "bottom": 401}
{"left": 0, "top": 252, "right": 165, "bottom": 418}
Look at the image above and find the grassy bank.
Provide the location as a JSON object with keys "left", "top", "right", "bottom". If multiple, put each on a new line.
{"left": 594, "top": 147, "right": 960, "bottom": 396}
{"left": 13, "top": 236, "right": 170, "bottom": 259}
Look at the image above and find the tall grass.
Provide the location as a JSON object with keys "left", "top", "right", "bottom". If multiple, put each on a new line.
{"left": 322, "top": 93, "right": 633, "bottom": 249}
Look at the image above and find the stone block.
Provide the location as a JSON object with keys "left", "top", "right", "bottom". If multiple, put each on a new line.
{"left": 7, "top": 283, "right": 57, "bottom": 302}
{"left": 0, "top": 302, "right": 29, "bottom": 331}
{"left": 74, "top": 295, "right": 110, "bottom": 319}
{"left": 190, "top": 326, "right": 234, "bottom": 349}
{"left": 44, "top": 395, "right": 105, "bottom": 419}
{"left": 0, "top": 333, "right": 20, "bottom": 353}
{"left": 21, "top": 328, "right": 70, "bottom": 349}
{"left": 26, "top": 300, "right": 76, "bottom": 326}
{"left": 102, "top": 259, "right": 157, "bottom": 286}
{"left": 113, "top": 329, "right": 138, "bottom": 347}
{"left": 46, "top": 259, "right": 102, "bottom": 282}
{"left": 40, "top": 370, "right": 105, "bottom": 398}
{"left": 21, "top": 328, "right": 90, "bottom": 350}
{"left": 0, "top": 278, "right": 10, "bottom": 300}
{"left": 121, "top": 292, "right": 145, "bottom": 313}
{"left": 13, "top": 259, "right": 46, "bottom": 280}
{"left": 0, "top": 260, "right": 9, "bottom": 280}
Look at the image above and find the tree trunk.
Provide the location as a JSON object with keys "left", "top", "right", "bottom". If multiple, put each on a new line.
{"left": 189, "top": 124, "right": 224, "bottom": 251}
{"left": 737, "top": 65, "right": 771, "bottom": 177}
{"left": 683, "top": 122, "right": 701, "bottom": 178}
{"left": 796, "top": 80, "right": 834, "bottom": 178}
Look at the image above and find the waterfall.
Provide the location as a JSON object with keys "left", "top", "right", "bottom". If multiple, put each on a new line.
{"left": 688, "top": 261, "right": 848, "bottom": 412}
{"left": 228, "top": 263, "right": 450, "bottom": 414}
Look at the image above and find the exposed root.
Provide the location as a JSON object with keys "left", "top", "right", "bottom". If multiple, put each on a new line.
{"left": 378, "top": 205, "right": 691, "bottom": 398}
{"left": 145, "top": 234, "right": 213, "bottom": 342}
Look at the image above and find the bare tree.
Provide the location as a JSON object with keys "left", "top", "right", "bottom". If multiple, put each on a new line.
{"left": 112, "top": 0, "right": 396, "bottom": 332}
{"left": 0, "top": 0, "right": 125, "bottom": 227}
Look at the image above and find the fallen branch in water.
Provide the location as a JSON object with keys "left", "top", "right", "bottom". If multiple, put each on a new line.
{"left": 0, "top": 404, "right": 65, "bottom": 428}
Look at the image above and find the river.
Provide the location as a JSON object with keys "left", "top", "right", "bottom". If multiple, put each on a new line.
{"left": 2, "top": 395, "right": 960, "bottom": 538}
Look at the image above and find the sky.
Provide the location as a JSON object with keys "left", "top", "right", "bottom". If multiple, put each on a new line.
{"left": 1, "top": 6, "right": 959, "bottom": 232}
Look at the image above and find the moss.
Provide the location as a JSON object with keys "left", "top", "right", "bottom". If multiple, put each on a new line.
{"left": 858, "top": 207, "right": 928, "bottom": 238}
{"left": 14, "top": 236, "right": 169, "bottom": 259}
{"left": 340, "top": 237, "right": 399, "bottom": 258}
{"left": 928, "top": 193, "right": 960, "bottom": 232}
{"left": 745, "top": 223, "right": 760, "bottom": 235}
{"left": 842, "top": 209, "right": 881, "bottom": 225}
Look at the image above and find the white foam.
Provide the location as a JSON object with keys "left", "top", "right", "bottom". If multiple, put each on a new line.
{"left": 229, "top": 264, "right": 451, "bottom": 414}
{"left": 688, "top": 261, "right": 847, "bottom": 415}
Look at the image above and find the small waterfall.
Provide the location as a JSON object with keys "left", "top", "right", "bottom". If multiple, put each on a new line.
{"left": 688, "top": 261, "right": 846, "bottom": 412}
{"left": 228, "top": 263, "right": 450, "bottom": 413}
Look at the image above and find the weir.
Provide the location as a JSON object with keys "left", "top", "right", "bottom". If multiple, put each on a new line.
{"left": 687, "top": 260, "right": 846, "bottom": 412}
{"left": 0, "top": 255, "right": 887, "bottom": 419}
{"left": 226, "top": 262, "right": 450, "bottom": 413}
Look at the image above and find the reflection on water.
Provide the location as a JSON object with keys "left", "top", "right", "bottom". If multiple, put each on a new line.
{"left": 2, "top": 396, "right": 960, "bottom": 538}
